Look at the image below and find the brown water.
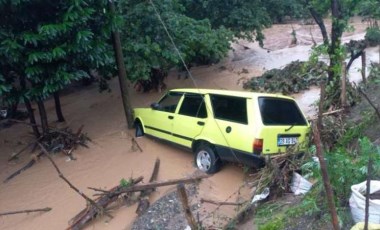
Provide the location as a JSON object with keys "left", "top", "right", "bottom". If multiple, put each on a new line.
{"left": 1, "top": 17, "right": 378, "bottom": 230}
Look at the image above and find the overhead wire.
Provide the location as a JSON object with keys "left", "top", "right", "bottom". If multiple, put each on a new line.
{"left": 148, "top": 0, "right": 243, "bottom": 165}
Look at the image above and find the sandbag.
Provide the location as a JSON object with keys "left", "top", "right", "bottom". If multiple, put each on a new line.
{"left": 290, "top": 172, "right": 313, "bottom": 195}
{"left": 350, "top": 180, "right": 380, "bottom": 224}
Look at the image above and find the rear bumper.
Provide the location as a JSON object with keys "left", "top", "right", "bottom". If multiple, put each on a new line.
{"left": 214, "top": 145, "right": 265, "bottom": 168}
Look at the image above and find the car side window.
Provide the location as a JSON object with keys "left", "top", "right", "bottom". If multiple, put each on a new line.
{"left": 210, "top": 95, "right": 248, "bottom": 124}
{"left": 157, "top": 92, "right": 182, "bottom": 113}
{"left": 178, "top": 94, "right": 207, "bottom": 118}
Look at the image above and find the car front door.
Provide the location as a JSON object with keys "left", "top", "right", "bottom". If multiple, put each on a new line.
{"left": 143, "top": 92, "right": 183, "bottom": 141}
{"left": 171, "top": 93, "right": 208, "bottom": 148}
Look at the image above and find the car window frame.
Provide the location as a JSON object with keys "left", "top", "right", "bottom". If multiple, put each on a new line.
{"left": 210, "top": 94, "right": 248, "bottom": 125}
{"left": 155, "top": 91, "right": 183, "bottom": 113}
{"left": 178, "top": 93, "right": 207, "bottom": 118}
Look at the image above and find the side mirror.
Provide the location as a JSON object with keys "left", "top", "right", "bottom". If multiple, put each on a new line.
{"left": 151, "top": 102, "right": 160, "bottom": 110}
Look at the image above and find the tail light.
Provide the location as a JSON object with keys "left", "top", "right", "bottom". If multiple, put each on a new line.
{"left": 253, "top": 138, "right": 263, "bottom": 155}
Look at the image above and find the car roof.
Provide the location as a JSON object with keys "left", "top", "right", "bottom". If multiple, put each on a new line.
{"left": 169, "top": 88, "right": 294, "bottom": 100}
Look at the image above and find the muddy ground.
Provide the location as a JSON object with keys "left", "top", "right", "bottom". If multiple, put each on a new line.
{"left": 0, "top": 17, "right": 379, "bottom": 230}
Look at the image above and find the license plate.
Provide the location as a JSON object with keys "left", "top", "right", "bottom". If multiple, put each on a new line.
{"left": 277, "top": 137, "right": 298, "bottom": 146}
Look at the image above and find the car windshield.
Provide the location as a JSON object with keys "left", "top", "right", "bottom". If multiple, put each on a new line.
{"left": 258, "top": 97, "right": 307, "bottom": 126}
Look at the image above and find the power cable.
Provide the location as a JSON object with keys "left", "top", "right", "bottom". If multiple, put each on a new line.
{"left": 148, "top": 0, "right": 243, "bottom": 165}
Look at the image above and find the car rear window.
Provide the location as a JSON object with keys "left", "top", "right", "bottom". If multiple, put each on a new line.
{"left": 179, "top": 94, "right": 207, "bottom": 118}
{"left": 258, "top": 97, "right": 307, "bottom": 126}
{"left": 210, "top": 95, "right": 248, "bottom": 124}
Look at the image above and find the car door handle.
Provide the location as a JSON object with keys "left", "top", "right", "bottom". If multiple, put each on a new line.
{"left": 168, "top": 115, "right": 174, "bottom": 120}
{"left": 197, "top": 121, "right": 205, "bottom": 126}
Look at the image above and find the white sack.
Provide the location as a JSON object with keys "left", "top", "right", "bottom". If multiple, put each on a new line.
{"left": 350, "top": 180, "right": 380, "bottom": 224}
{"left": 290, "top": 172, "right": 313, "bottom": 195}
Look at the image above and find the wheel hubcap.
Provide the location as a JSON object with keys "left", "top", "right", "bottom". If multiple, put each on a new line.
{"left": 197, "top": 150, "right": 211, "bottom": 172}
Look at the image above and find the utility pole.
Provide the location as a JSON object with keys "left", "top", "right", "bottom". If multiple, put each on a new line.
{"left": 109, "top": 0, "right": 134, "bottom": 129}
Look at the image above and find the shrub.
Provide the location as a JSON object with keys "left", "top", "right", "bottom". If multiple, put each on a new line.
{"left": 365, "top": 27, "right": 380, "bottom": 47}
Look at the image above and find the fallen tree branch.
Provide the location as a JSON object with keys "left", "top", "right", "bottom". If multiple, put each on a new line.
{"left": 200, "top": 198, "right": 245, "bottom": 206}
{"left": 131, "top": 138, "right": 143, "bottom": 152}
{"left": 357, "top": 87, "right": 380, "bottom": 119}
{"left": 38, "top": 143, "right": 112, "bottom": 222}
{"left": 8, "top": 140, "right": 40, "bottom": 162}
{"left": 4, "top": 152, "right": 44, "bottom": 183}
{"left": 69, "top": 176, "right": 143, "bottom": 230}
{"left": 0, "top": 207, "right": 52, "bottom": 216}
{"left": 115, "top": 174, "right": 209, "bottom": 196}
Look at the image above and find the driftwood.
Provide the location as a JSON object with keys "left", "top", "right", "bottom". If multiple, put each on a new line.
{"left": 4, "top": 124, "right": 89, "bottom": 183}
{"left": 4, "top": 152, "right": 44, "bottom": 183}
{"left": 131, "top": 138, "right": 143, "bottom": 152}
{"left": 177, "top": 183, "right": 197, "bottom": 229}
{"left": 0, "top": 207, "right": 52, "bottom": 216}
{"left": 140, "top": 158, "right": 160, "bottom": 197}
{"left": 70, "top": 174, "right": 208, "bottom": 229}
{"left": 69, "top": 177, "right": 143, "bottom": 230}
{"left": 136, "top": 158, "right": 160, "bottom": 215}
{"left": 200, "top": 198, "right": 245, "bottom": 206}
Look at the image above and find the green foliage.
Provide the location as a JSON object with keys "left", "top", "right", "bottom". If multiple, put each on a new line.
{"left": 180, "top": 0, "right": 271, "bottom": 44}
{"left": 243, "top": 61, "right": 326, "bottom": 94}
{"left": 120, "top": 0, "right": 233, "bottom": 81}
{"left": 258, "top": 217, "right": 284, "bottom": 230}
{"left": 262, "top": 0, "right": 307, "bottom": 23}
{"left": 357, "top": 0, "right": 380, "bottom": 25}
{"left": 365, "top": 27, "right": 380, "bottom": 47}
{"left": 0, "top": 0, "right": 116, "bottom": 105}
{"left": 302, "top": 138, "right": 380, "bottom": 202}
{"left": 119, "top": 178, "right": 132, "bottom": 188}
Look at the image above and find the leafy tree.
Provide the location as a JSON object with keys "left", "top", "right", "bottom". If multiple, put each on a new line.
{"left": 262, "top": 0, "right": 307, "bottom": 23}
{"left": 0, "top": 0, "right": 116, "bottom": 135}
{"left": 180, "top": 0, "right": 271, "bottom": 45}
{"left": 120, "top": 0, "right": 233, "bottom": 82}
{"left": 305, "top": 0, "right": 360, "bottom": 109}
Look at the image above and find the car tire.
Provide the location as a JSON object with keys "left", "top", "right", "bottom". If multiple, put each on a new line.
{"left": 194, "top": 144, "right": 221, "bottom": 174}
{"left": 135, "top": 121, "right": 144, "bottom": 137}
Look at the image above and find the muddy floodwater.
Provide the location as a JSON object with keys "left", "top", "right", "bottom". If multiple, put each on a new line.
{"left": 1, "top": 17, "right": 379, "bottom": 229}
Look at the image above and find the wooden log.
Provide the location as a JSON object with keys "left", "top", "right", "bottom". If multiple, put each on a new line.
{"left": 114, "top": 174, "right": 209, "bottom": 196}
{"left": 177, "top": 183, "right": 197, "bottom": 229}
{"left": 69, "top": 176, "right": 143, "bottom": 230}
{"left": 140, "top": 158, "right": 160, "bottom": 197}
{"left": 200, "top": 198, "right": 245, "bottom": 206}
{"left": 0, "top": 207, "right": 51, "bottom": 216}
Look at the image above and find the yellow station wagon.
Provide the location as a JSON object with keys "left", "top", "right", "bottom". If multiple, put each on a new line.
{"left": 133, "top": 89, "right": 310, "bottom": 174}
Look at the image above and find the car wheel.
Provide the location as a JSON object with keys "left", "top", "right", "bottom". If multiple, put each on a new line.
{"left": 135, "top": 121, "right": 144, "bottom": 137}
{"left": 195, "top": 144, "right": 221, "bottom": 174}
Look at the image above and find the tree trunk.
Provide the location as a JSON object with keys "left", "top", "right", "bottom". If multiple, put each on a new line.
{"left": 36, "top": 99, "right": 49, "bottom": 135}
{"left": 308, "top": 7, "right": 329, "bottom": 45}
{"left": 109, "top": 0, "right": 134, "bottom": 129}
{"left": 53, "top": 91, "right": 65, "bottom": 122}
{"left": 20, "top": 76, "right": 40, "bottom": 138}
{"left": 328, "top": 0, "right": 344, "bottom": 83}
{"left": 24, "top": 99, "right": 40, "bottom": 138}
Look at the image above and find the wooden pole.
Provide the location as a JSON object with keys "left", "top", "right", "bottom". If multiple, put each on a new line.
{"left": 364, "top": 158, "right": 373, "bottom": 230}
{"left": 341, "top": 62, "right": 347, "bottom": 108}
{"left": 315, "top": 86, "right": 340, "bottom": 230}
{"left": 362, "top": 51, "right": 367, "bottom": 84}
{"left": 177, "top": 183, "right": 197, "bottom": 229}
